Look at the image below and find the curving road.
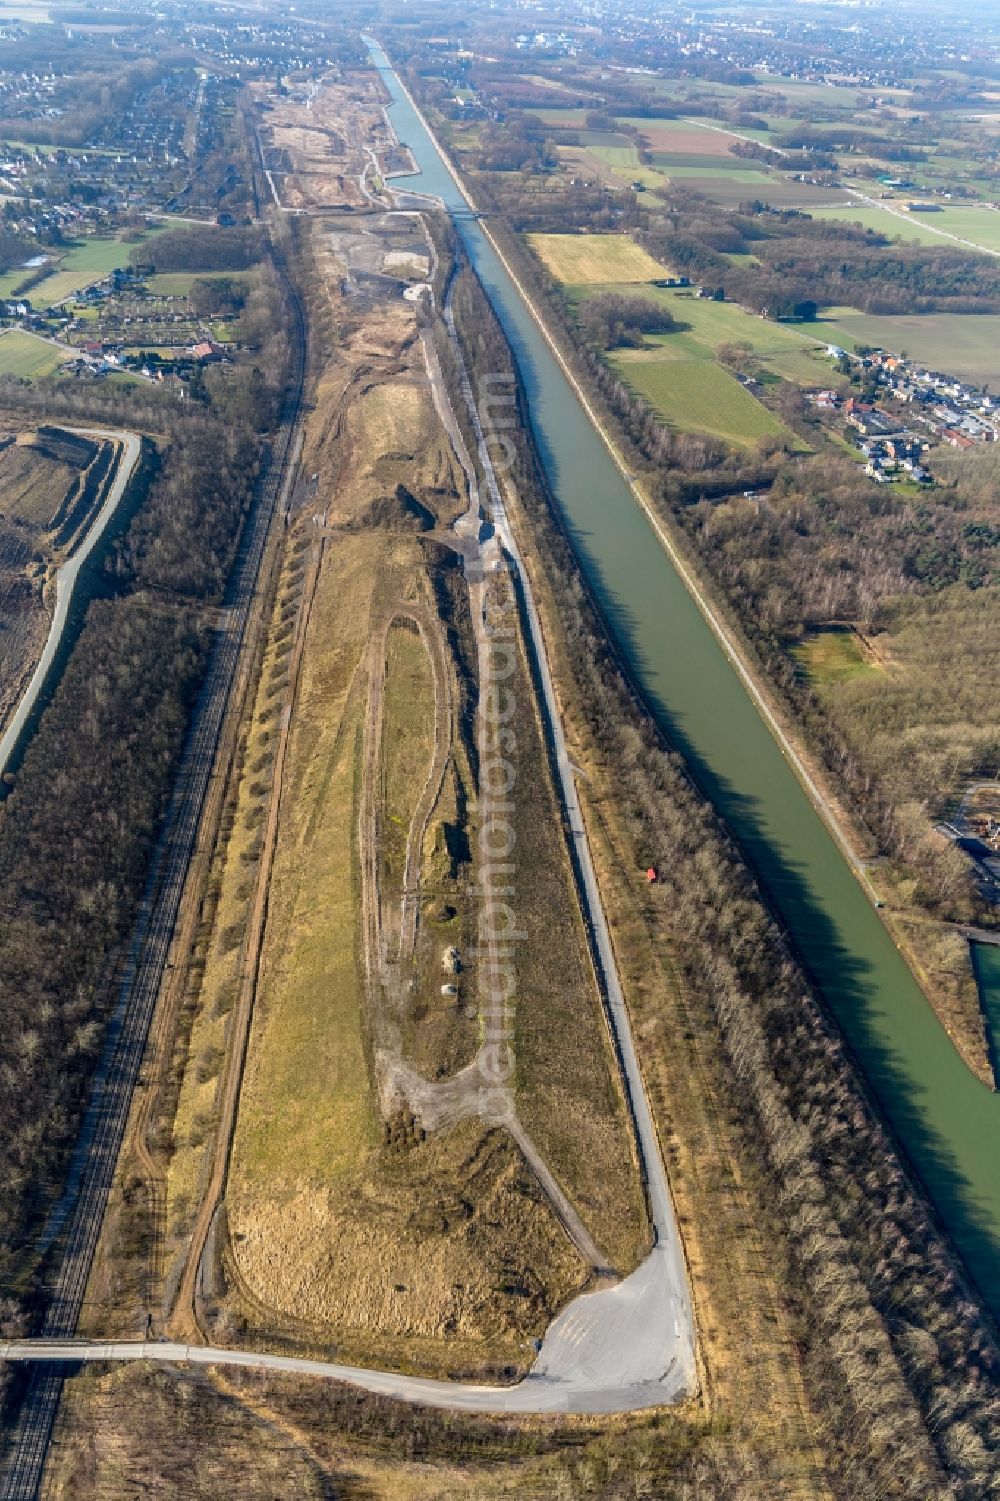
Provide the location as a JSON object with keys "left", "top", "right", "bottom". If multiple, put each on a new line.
{"left": 0, "top": 427, "right": 142, "bottom": 780}
{"left": 0, "top": 1277, "right": 689, "bottom": 1413}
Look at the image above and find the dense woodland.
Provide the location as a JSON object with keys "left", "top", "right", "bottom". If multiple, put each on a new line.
{"left": 135, "top": 226, "right": 264, "bottom": 274}
{"left": 450, "top": 256, "right": 1000, "bottom": 1500}
{"left": 0, "top": 599, "right": 206, "bottom": 1282}
{"left": 579, "top": 290, "right": 676, "bottom": 350}
{"left": 684, "top": 458, "right": 998, "bottom": 913}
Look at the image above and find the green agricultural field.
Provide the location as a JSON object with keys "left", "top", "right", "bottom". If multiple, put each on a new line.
{"left": 32, "top": 243, "right": 135, "bottom": 304}
{"left": 923, "top": 204, "right": 1000, "bottom": 251}
{"left": 682, "top": 113, "right": 789, "bottom": 143}
{"left": 0, "top": 136, "right": 57, "bottom": 153}
{"left": 793, "top": 306, "right": 1000, "bottom": 382}
{"left": 447, "top": 123, "right": 482, "bottom": 151}
{"left": 577, "top": 129, "right": 627, "bottom": 148}
{"left": 651, "top": 150, "right": 769, "bottom": 174}
{"left": 529, "top": 106, "right": 588, "bottom": 127}
{"left": 681, "top": 174, "right": 848, "bottom": 208}
{"left": 761, "top": 346, "right": 851, "bottom": 386}
{"left": 571, "top": 280, "right": 830, "bottom": 444}
{"left": 0, "top": 329, "right": 67, "bottom": 379}
{"left": 572, "top": 280, "right": 838, "bottom": 398}
{"left": 528, "top": 232, "right": 669, "bottom": 284}
{"left": 808, "top": 203, "right": 957, "bottom": 246}
{"left": 610, "top": 351, "right": 792, "bottom": 447}
{"left": 606, "top": 285, "right": 825, "bottom": 361}
{"left": 146, "top": 269, "right": 250, "bottom": 297}
{"left": 652, "top": 161, "right": 772, "bottom": 182}
{"left": 587, "top": 143, "right": 665, "bottom": 188}
{"left": 809, "top": 200, "right": 1000, "bottom": 253}
{"left": 18, "top": 226, "right": 172, "bottom": 306}
{"left": 754, "top": 75, "right": 887, "bottom": 108}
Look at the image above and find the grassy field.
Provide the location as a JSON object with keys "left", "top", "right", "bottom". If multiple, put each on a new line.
{"left": 808, "top": 203, "right": 961, "bottom": 247}
{"left": 585, "top": 142, "right": 665, "bottom": 189}
{"left": 32, "top": 240, "right": 137, "bottom": 304}
{"left": 691, "top": 175, "right": 849, "bottom": 208}
{"left": 0, "top": 329, "right": 67, "bottom": 378}
{"left": 653, "top": 161, "right": 771, "bottom": 183}
{"left": 0, "top": 264, "right": 42, "bottom": 298}
{"left": 792, "top": 304, "right": 1000, "bottom": 381}
{"left": 147, "top": 269, "right": 251, "bottom": 297}
{"left": 809, "top": 200, "right": 1000, "bottom": 252}
{"left": 11, "top": 226, "right": 171, "bottom": 305}
{"left": 753, "top": 75, "right": 882, "bottom": 107}
{"left": 566, "top": 280, "right": 826, "bottom": 445}
{"left": 644, "top": 288, "right": 824, "bottom": 357}
{"left": 576, "top": 281, "right": 830, "bottom": 374}
{"left": 610, "top": 351, "right": 792, "bottom": 447}
{"left": 761, "top": 346, "right": 850, "bottom": 386}
{"left": 0, "top": 134, "right": 57, "bottom": 152}
{"left": 913, "top": 203, "right": 1000, "bottom": 250}
{"left": 795, "top": 625, "right": 881, "bottom": 687}
{"left": 651, "top": 149, "right": 769, "bottom": 174}
{"left": 528, "top": 106, "right": 588, "bottom": 126}
{"left": 528, "top": 231, "right": 669, "bottom": 284}
{"left": 229, "top": 535, "right": 379, "bottom": 1195}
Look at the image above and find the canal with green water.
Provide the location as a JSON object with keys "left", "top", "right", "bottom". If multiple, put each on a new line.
{"left": 368, "top": 39, "right": 1000, "bottom": 1315}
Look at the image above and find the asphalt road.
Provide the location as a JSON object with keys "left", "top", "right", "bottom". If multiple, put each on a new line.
{"left": 0, "top": 427, "right": 142, "bottom": 779}
{"left": 0, "top": 1312, "right": 688, "bottom": 1414}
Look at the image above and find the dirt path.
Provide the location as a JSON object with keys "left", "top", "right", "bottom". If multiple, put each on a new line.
{"left": 396, "top": 613, "right": 452, "bottom": 961}
{"left": 118, "top": 542, "right": 286, "bottom": 1330}
{"left": 359, "top": 602, "right": 452, "bottom": 981}
{"left": 168, "top": 527, "right": 324, "bottom": 1341}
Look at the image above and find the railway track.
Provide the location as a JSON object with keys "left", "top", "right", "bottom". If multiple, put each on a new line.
{"left": 0, "top": 233, "right": 306, "bottom": 1501}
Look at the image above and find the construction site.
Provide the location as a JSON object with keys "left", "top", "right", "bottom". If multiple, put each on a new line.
{"left": 67, "top": 74, "right": 649, "bottom": 1391}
